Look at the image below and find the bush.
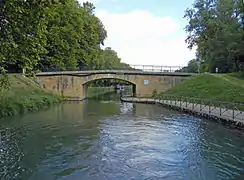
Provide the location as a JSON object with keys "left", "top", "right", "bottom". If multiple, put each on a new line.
{"left": 0, "top": 74, "right": 10, "bottom": 92}
{"left": 0, "top": 94, "right": 62, "bottom": 118}
{"left": 0, "top": 74, "right": 63, "bottom": 119}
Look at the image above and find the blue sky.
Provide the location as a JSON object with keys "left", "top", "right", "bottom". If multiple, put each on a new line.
{"left": 79, "top": 0, "right": 196, "bottom": 66}
{"left": 96, "top": 0, "right": 193, "bottom": 18}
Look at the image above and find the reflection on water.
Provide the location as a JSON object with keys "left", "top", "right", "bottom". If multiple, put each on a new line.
{"left": 0, "top": 96, "right": 244, "bottom": 180}
{"left": 88, "top": 90, "right": 121, "bottom": 101}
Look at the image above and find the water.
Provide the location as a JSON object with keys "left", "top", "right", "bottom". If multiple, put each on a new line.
{"left": 1, "top": 95, "right": 244, "bottom": 179}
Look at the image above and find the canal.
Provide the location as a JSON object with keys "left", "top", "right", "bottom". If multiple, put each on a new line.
{"left": 0, "top": 93, "right": 244, "bottom": 180}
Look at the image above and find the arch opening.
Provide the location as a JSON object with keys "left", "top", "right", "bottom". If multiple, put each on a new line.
{"left": 82, "top": 77, "right": 136, "bottom": 99}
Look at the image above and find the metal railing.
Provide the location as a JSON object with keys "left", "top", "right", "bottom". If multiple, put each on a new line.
{"left": 155, "top": 95, "right": 244, "bottom": 110}
{"left": 120, "top": 94, "right": 244, "bottom": 123}
{"left": 129, "top": 65, "right": 183, "bottom": 72}
{"left": 36, "top": 64, "right": 184, "bottom": 73}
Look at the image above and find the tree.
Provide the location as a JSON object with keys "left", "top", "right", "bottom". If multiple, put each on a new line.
{"left": 0, "top": 0, "right": 55, "bottom": 75}
{"left": 39, "top": 0, "right": 84, "bottom": 71}
{"left": 78, "top": 2, "right": 107, "bottom": 70}
{"left": 36, "top": 0, "right": 108, "bottom": 71}
{"left": 0, "top": 0, "right": 131, "bottom": 75}
{"left": 100, "top": 47, "right": 132, "bottom": 70}
{"left": 184, "top": 0, "right": 244, "bottom": 73}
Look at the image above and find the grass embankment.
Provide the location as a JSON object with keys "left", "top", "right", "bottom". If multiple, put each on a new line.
{"left": 0, "top": 74, "right": 62, "bottom": 118}
{"left": 158, "top": 73, "right": 244, "bottom": 109}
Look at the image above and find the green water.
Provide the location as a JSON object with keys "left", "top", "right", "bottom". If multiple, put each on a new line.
{"left": 0, "top": 92, "right": 244, "bottom": 180}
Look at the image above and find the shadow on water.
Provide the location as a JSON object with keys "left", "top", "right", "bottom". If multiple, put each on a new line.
{"left": 0, "top": 92, "right": 244, "bottom": 180}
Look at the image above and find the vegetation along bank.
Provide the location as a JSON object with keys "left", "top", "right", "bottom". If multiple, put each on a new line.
{"left": 0, "top": 75, "right": 62, "bottom": 119}
{"left": 150, "top": 73, "right": 244, "bottom": 113}
{"left": 158, "top": 74, "right": 244, "bottom": 103}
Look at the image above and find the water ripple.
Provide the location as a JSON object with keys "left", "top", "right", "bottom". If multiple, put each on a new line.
{"left": 1, "top": 102, "right": 244, "bottom": 180}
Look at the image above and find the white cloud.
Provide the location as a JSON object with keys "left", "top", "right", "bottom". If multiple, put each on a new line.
{"left": 77, "top": 1, "right": 196, "bottom": 66}
{"left": 96, "top": 10, "right": 196, "bottom": 66}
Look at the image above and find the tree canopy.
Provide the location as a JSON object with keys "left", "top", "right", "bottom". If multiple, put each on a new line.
{"left": 182, "top": 0, "right": 244, "bottom": 73}
{"left": 0, "top": 0, "right": 131, "bottom": 76}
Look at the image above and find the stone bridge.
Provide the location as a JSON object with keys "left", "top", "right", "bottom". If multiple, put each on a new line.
{"left": 36, "top": 70, "right": 195, "bottom": 100}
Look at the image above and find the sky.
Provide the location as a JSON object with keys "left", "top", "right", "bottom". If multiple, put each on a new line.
{"left": 79, "top": 0, "right": 196, "bottom": 66}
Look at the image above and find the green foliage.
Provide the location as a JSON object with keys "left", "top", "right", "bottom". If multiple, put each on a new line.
{"left": 0, "top": 0, "right": 54, "bottom": 74}
{"left": 0, "top": 67, "right": 10, "bottom": 91}
{"left": 230, "top": 71, "right": 244, "bottom": 78}
{"left": 0, "top": 94, "right": 61, "bottom": 118}
{"left": 184, "top": 0, "right": 244, "bottom": 73}
{"left": 0, "top": 74, "right": 10, "bottom": 92}
{"left": 42, "top": 0, "right": 82, "bottom": 70}
{"left": 0, "top": 75, "right": 62, "bottom": 118}
{"left": 1, "top": 0, "right": 131, "bottom": 74}
{"left": 100, "top": 47, "right": 133, "bottom": 70}
{"left": 162, "top": 74, "right": 244, "bottom": 103}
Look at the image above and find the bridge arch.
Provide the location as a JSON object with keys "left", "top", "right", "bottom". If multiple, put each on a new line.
{"left": 82, "top": 73, "right": 137, "bottom": 85}
{"left": 81, "top": 75, "right": 137, "bottom": 98}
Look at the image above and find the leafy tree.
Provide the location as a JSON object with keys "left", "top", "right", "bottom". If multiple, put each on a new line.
{"left": 78, "top": 2, "right": 107, "bottom": 70}
{"left": 184, "top": 0, "right": 244, "bottom": 73}
{"left": 0, "top": 0, "right": 132, "bottom": 76}
{"left": 100, "top": 47, "right": 132, "bottom": 70}
{"left": 0, "top": 0, "right": 54, "bottom": 75}
{"left": 38, "top": 0, "right": 84, "bottom": 71}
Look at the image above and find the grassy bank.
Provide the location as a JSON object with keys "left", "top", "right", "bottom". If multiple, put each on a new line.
{"left": 158, "top": 73, "right": 244, "bottom": 104}
{"left": 0, "top": 74, "right": 62, "bottom": 118}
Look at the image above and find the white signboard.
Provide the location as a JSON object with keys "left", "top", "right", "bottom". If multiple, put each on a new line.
{"left": 144, "top": 80, "right": 149, "bottom": 85}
